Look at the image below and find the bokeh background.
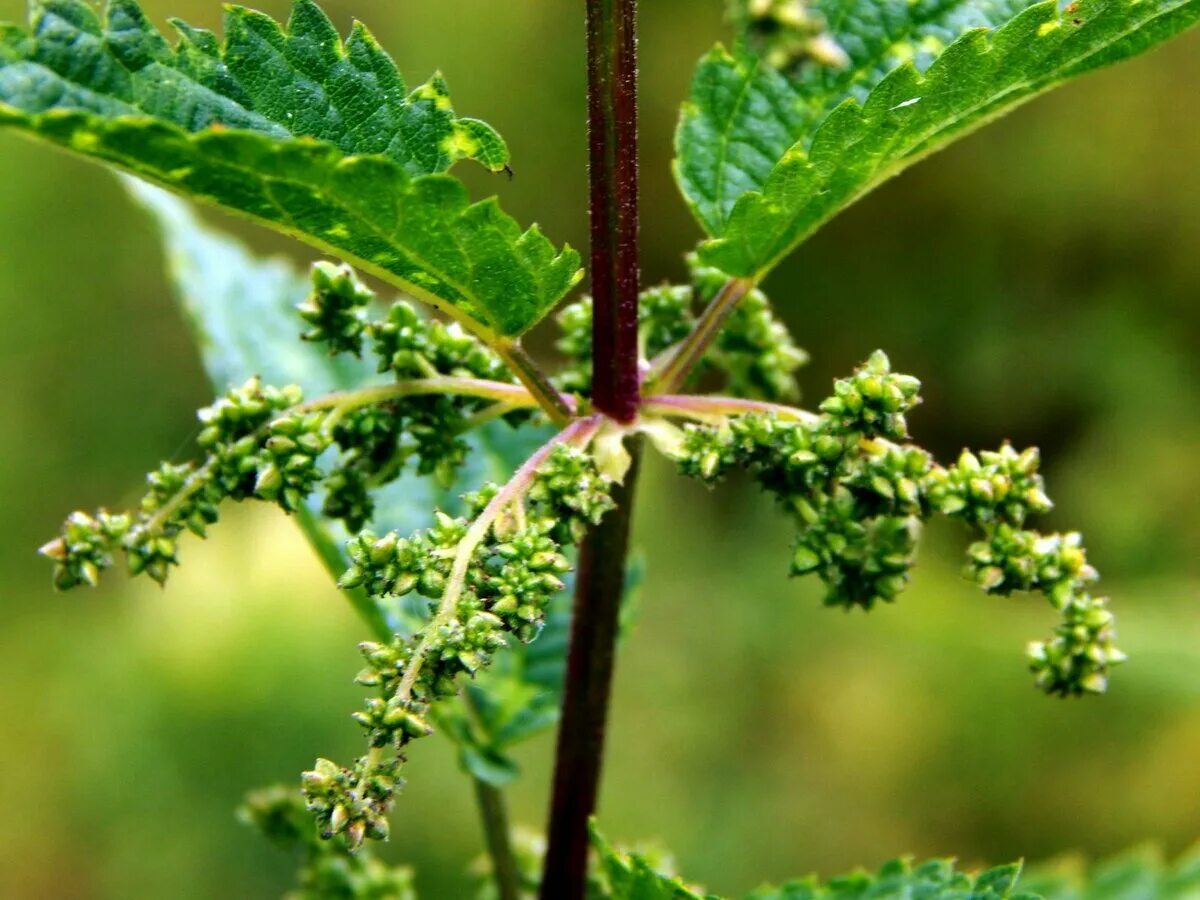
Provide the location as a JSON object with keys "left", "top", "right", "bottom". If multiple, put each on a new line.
{"left": 1, "top": 1, "right": 1198, "bottom": 896}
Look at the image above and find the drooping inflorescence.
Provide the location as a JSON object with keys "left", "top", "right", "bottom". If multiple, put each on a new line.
{"left": 40, "top": 263, "right": 538, "bottom": 587}
{"left": 672, "top": 350, "right": 1124, "bottom": 697}
{"left": 302, "top": 443, "right": 614, "bottom": 848}
{"left": 239, "top": 786, "right": 416, "bottom": 900}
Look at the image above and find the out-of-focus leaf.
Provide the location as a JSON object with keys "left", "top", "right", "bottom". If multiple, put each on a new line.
{"left": 1019, "top": 845, "right": 1200, "bottom": 899}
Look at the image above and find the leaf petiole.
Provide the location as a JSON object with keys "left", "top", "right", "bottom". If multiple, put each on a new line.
{"left": 643, "top": 276, "right": 756, "bottom": 395}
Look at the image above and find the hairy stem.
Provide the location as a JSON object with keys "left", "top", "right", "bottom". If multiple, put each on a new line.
{"left": 496, "top": 340, "right": 575, "bottom": 425}
{"left": 645, "top": 276, "right": 756, "bottom": 394}
{"left": 540, "top": 438, "right": 643, "bottom": 899}
{"left": 538, "top": 0, "right": 641, "bottom": 892}
{"left": 584, "top": 0, "right": 641, "bottom": 422}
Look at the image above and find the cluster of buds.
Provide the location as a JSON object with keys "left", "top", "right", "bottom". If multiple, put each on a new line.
{"left": 673, "top": 350, "right": 1123, "bottom": 693}
{"left": 298, "top": 260, "right": 375, "bottom": 356}
{"left": 930, "top": 443, "right": 1123, "bottom": 695}
{"left": 556, "top": 262, "right": 805, "bottom": 402}
{"left": 819, "top": 350, "right": 922, "bottom": 441}
{"left": 737, "top": 0, "right": 850, "bottom": 70}
{"left": 926, "top": 445, "right": 1054, "bottom": 528}
{"left": 311, "top": 265, "right": 527, "bottom": 498}
{"left": 1030, "top": 595, "right": 1125, "bottom": 696}
{"left": 304, "top": 445, "right": 613, "bottom": 847}
{"left": 370, "top": 299, "right": 508, "bottom": 384}
{"left": 43, "top": 377, "right": 327, "bottom": 587}
{"left": 39, "top": 510, "right": 131, "bottom": 590}
{"left": 965, "top": 527, "right": 1097, "bottom": 601}
{"left": 239, "top": 785, "right": 415, "bottom": 899}
{"left": 790, "top": 487, "right": 919, "bottom": 609}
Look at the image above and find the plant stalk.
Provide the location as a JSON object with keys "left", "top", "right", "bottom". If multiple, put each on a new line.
{"left": 583, "top": 0, "right": 641, "bottom": 422}
{"left": 496, "top": 340, "right": 575, "bottom": 425}
{"left": 473, "top": 770, "right": 523, "bottom": 900}
{"left": 645, "top": 276, "right": 755, "bottom": 394}
{"left": 540, "top": 439, "right": 642, "bottom": 898}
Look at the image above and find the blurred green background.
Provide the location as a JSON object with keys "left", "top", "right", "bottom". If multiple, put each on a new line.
{"left": 2, "top": 1, "right": 1199, "bottom": 896}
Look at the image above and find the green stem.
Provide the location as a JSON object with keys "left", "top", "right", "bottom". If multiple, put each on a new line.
{"left": 473, "top": 780, "right": 521, "bottom": 900}
{"left": 642, "top": 394, "right": 818, "bottom": 424}
{"left": 296, "top": 376, "right": 538, "bottom": 414}
{"left": 463, "top": 698, "right": 523, "bottom": 900}
{"left": 496, "top": 340, "right": 575, "bottom": 426}
{"left": 644, "top": 276, "right": 756, "bottom": 395}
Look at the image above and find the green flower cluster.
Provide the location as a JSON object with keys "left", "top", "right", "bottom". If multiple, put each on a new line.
{"left": 298, "top": 260, "right": 375, "bottom": 356}
{"left": 240, "top": 785, "right": 416, "bottom": 900}
{"left": 734, "top": 0, "right": 849, "bottom": 70}
{"left": 556, "top": 262, "right": 805, "bottom": 402}
{"left": 42, "top": 377, "right": 325, "bottom": 587}
{"left": 39, "top": 510, "right": 131, "bottom": 590}
{"left": 674, "top": 351, "right": 1123, "bottom": 695}
{"left": 928, "top": 448, "right": 1122, "bottom": 696}
{"left": 303, "top": 446, "right": 614, "bottom": 848}
{"left": 41, "top": 264, "right": 539, "bottom": 588}
{"left": 677, "top": 353, "right": 929, "bottom": 610}
{"left": 819, "top": 349, "right": 922, "bottom": 441}
{"left": 308, "top": 262, "right": 530, "bottom": 513}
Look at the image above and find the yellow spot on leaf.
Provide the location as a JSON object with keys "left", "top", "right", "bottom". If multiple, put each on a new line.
{"left": 443, "top": 129, "right": 479, "bottom": 160}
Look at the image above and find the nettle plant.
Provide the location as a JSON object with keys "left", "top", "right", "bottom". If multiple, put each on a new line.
{"left": 9, "top": 0, "right": 1200, "bottom": 896}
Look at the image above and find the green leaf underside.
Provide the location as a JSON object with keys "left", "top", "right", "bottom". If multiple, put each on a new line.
{"left": 677, "top": 0, "right": 1200, "bottom": 278}
{"left": 0, "top": 0, "right": 581, "bottom": 337}
{"left": 127, "top": 175, "right": 564, "bottom": 766}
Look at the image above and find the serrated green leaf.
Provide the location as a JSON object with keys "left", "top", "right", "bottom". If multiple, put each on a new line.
{"left": 591, "top": 824, "right": 1029, "bottom": 900}
{"left": 591, "top": 831, "right": 1200, "bottom": 900}
{"left": 675, "top": 0, "right": 1033, "bottom": 237}
{"left": 677, "top": 0, "right": 1200, "bottom": 278}
{"left": 591, "top": 823, "right": 720, "bottom": 900}
{"left": 0, "top": 0, "right": 581, "bottom": 338}
{"left": 1020, "top": 845, "right": 1200, "bottom": 899}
